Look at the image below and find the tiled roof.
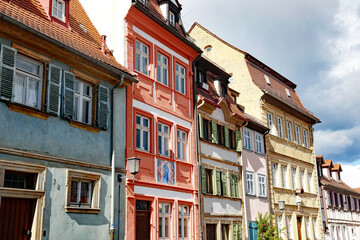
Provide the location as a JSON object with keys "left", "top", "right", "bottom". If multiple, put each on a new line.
{"left": 320, "top": 176, "right": 360, "bottom": 196}
{"left": 332, "top": 164, "right": 342, "bottom": 172}
{"left": 0, "top": 0, "right": 133, "bottom": 75}
{"left": 323, "top": 160, "right": 334, "bottom": 168}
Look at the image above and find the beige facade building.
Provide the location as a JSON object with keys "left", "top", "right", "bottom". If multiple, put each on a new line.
{"left": 189, "top": 22, "right": 322, "bottom": 240}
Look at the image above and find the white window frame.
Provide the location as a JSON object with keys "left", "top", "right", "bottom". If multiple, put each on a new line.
{"left": 158, "top": 123, "right": 170, "bottom": 157}
{"left": 281, "top": 165, "right": 288, "bottom": 189}
{"left": 308, "top": 173, "right": 312, "bottom": 193}
{"left": 286, "top": 215, "right": 293, "bottom": 239}
{"left": 169, "top": 11, "right": 175, "bottom": 26}
{"left": 69, "top": 180, "right": 92, "bottom": 207}
{"left": 291, "top": 168, "right": 297, "bottom": 190}
{"left": 159, "top": 202, "right": 171, "bottom": 239}
{"left": 175, "top": 63, "right": 186, "bottom": 95}
{"left": 300, "top": 170, "right": 305, "bottom": 190}
{"left": 136, "top": 40, "right": 149, "bottom": 75}
{"left": 276, "top": 215, "right": 283, "bottom": 238}
{"left": 277, "top": 116, "right": 283, "bottom": 138}
{"left": 303, "top": 129, "right": 309, "bottom": 148}
{"left": 178, "top": 205, "right": 190, "bottom": 239}
{"left": 177, "top": 130, "right": 187, "bottom": 161}
{"left": 157, "top": 53, "right": 169, "bottom": 86}
{"left": 243, "top": 128, "right": 252, "bottom": 150}
{"left": 312, "top": 217, "right": 318, "bottom": 239}
{"left": 258, "top": 174, "right": 267, "bottom": 197}
{"left": 286, "top": 121, "right": 293, "bottom": 142}
{"left": 246, "top": 171, "right": 255, "bottom": 195}
{"left": 255, "top": 132, "right": 263, "bottom": 154}
{"left": 295, "top": 125, "right": 301, "bottom": 145}
{"left": 272, "top": 163, "right": 278, "bottom": 187}
{"left": 305, "top": 217, "right": 310, "bottom": 238}
{"left": 267, "top": 112, "right": 274, "bottom": 133}
{"left": 74, "top": 79, "right": 92, "bottom": 125}
{"left": 52, "top": 0, "right": 65, "bottom": 22}
{"left": 14, "top": 55, "right": 43, "bottom": 110}
{"left": 136, "top": 115, "right": 150, "bottom": 152}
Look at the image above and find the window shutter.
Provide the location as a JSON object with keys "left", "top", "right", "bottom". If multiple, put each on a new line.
{"left": 221, "top": 172, "right": 227, "bottom": 196}
{"left": 237, "top": 223, "right": 242, "bottom": 240}
{"left": 232, "top": 223, "right": 238, "bottom": 240}
{"left": 234, "top": 175, "right": 239, "bottom": 197}
{"left": 62, "top": 70, "right": 75, "bottom": 118}
{"left": 0, "top": 45, "right": 17, "bottom": 101}
{"left": 235, "top": 130, "right": 242, "bottom": 152}
{"left": 224, "top": 126, "right": 230, "bottom": 148}
{"left": 201, "top": 166, "right": 207, "bottom": 194}
{"left": 211, "top": 120, "right": 218, "bottom": 144}
{"left": 216, "top": 170, "right": 221, "bottom": 196}
{"left": 199, "top": 114, "right": 204, "bottom": 139}
{"left": 230, "top": 174, "right": 235, "bottom": 198}
{"left": 46, "top": 64, "right": 62, "bottom": 115}
{"left": 98, "top": 85, "right": 109, "bottom": 129}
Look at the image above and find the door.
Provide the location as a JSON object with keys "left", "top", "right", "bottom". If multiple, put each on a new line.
{"left": 136, "top": 200, "right": 151, "bottom": 240}
{"left": 206, "top": 224, "right": 217, "bottom": 240}
{"left": 297, "top": 217, "right": 302, "bottom": 240}
{"left": 0, "top": 197, "right": 36, "bottom": 240}
{"left": 249, "top": 222, "right": 258, "bottom": 240}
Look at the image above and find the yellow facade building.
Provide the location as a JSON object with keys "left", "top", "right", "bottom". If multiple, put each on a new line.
{"left": 189, "top": 22, "right": 322, "bottom": 240}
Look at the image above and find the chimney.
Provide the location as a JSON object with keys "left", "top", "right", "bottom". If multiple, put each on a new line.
{"left": 101, "top": 35, "right": 107, "bottom": 55}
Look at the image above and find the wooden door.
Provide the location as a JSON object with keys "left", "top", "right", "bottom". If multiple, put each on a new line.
{"left": 136, "top": 200, "right": 151, "bottom": 240}
{"left": 206, "top": 224, "right": 217, "bottom": 240}
{"left": 297, "top": 217, "right": 302, "bottom": 240}
{"left": 0, "top": 197, "right": 36, "bottom": 240}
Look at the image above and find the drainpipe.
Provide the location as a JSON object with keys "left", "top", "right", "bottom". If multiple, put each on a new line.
{"left": 110, "top": 74, "right": 125, "bottom": 240}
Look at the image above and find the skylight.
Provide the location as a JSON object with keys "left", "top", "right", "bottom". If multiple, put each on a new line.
{"left": 285, "top": 88, "right": 291, "bottom": 98}
{"left": 264, "top": 75, "right": 271, "bottom": 85}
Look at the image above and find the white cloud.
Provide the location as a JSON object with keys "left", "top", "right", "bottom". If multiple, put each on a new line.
{"left": 341, "top": 163, "right": 360, "bottom": 188}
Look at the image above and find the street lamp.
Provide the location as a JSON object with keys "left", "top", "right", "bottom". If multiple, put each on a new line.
{"left": 118, "top": 157, "right": 141, "bottom": 182}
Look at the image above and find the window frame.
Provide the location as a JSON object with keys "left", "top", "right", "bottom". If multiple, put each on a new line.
{"left": 271, "top": 163, "right": 278, "bottom": 187}
{"left": 286, "top": 121, "right": 293, "bottom": 142}
{"left": 135, "top": 40, "right": 150, "bottom": 76}
{"left": 281, "top": 165, "right": 288, "bottom": 189}
{"left": 175, "top": 63, "right": 186, "bottom": 95}
{"left": 136, "top": 114, "right": 151, "bottom": 152}
{"left": 73, "top": 79, "right": 93, "bottom": 125}
{"left": 158, "top": 202, "right": 172, "bottom": 239}
{"left": 295, "top": 125, "right": 301, "bottom": 145}
{"left": 158, "top": 122, "right": 170, "bottom": 157}
{"left": 258, "top": 174, "right": 267, "bottom": 197}
{"left": 177, "top": 129, "right": 188, "bottom": 161}
{"left": 300, "top": 170, "right": 305, "bottom": 190}
{"left": 157, "top": 52, "right": 169, "bottom": 86}
{"left": 51, "top": 0, "right": 66, "bottom": 22}
{"left": 267, "top": 112, "right": 274, "bottom": 133}
{"left": 286, "top": 215, "right": 293, "bottom": 239}
{"left": 254, "top": 132, "right": 263, "bottom": 154}
{"left": 303, "top": 129, "right": 309, "bottom": 148}
{"left": 308, "top": 173, "right": 312, "bottom": 193}
{"left": 246, "top": 171, "right": 255, "bottom": 196}
{"left": 169, "top": 11, "right": 175, "bottom": 26}
{"left": 277, "top": 116, "right": 284, "bottom": 138}
{"left": 178, "top": 204, "right": 190, "bottom": 239}
{"left": 291, "top": 167, "right": 297, "bottom": 190}
{"left": 205, "top": 168, "right": 213, "bottom": 194}
{"left": 243, "top": 127, "right": 252, "bottom": 151}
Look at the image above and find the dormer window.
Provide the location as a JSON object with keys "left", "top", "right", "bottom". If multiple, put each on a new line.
{"left": 264, "top": 75, "right": 271, "bottom": 85}
{"left": 285, "top": 88, "right": 291, "bottom": 98}
{"left": 52, "top": 0, "right": 65, "bottom": 22}
{"left": 138, "top": 0, "right": 145, "bottom": 4}
{"left": 169, "top": 11, "right": 175, "bottom": 26}
{"left": 221, "top": 83, "right": 227, "bottom": 97}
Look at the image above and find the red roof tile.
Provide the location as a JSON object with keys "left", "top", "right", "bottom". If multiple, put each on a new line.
{"left": 320, "top": 176, "right": 360, "bottom": 196}
{"left": 332, "top": 164, "right": 342, "bottom": 172}
{"left": 0, "top": 0, "right": 133, "bottom": 75}
{"left": 323, "top": 160, "right": 334, "bottom": 168}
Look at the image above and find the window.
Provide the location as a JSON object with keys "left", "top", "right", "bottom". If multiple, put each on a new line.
{"left": 201, "top": 118, "right": 210, "bottom": 141}
{"left": 228, "top": 129, "right": 235, "bottom": 150}
{"left": 300, "top": 170, "right": 305, "bottom": 190}
{"left": 258, "top": 174, "right": 267, "bottom": 197}
{"left": 246, "top": 171, "right": 255, "bottom": 195}
{"left": 52, "top": 0, "right": 65, "bottom": 21}
{"left": 14, "top": 55, "right": 43, "bottom": 109}
{"left": 303, "top": 129, "right": 309, "bottom": 148}
{"left": 281, "top": 166, "right": 288, "bottom": 189}
{"left": 157, "top": 53, "right": 168, "bottom": 86}
{"left": 285, "top": 88, "right": 291, "bottom": 98}
{"left": 308, "top": 173, "right": 312, "bottom": 193}
{"left": 73, "top": 80, "right": 92, "bottom": 124}
{"left": 291, "top": 168, "right": 296, "bottom": 190}
{"left": 4, "top": 170, "right": 37, "bottom": 190}
{"left": 286, "top": 215, "right": 293, "bottom": 239}
{"left": 136, "top": 40, "right": 149, "bottom": 75}
{"left": 255, "top": 133, "right": 263, "bottom": 154}
{"left": 221, "top": 83, "right": 227, "bottom": 97}
{"left": 312, "top": 217, "right": 318, "bottom": 239}
{"left": 198, "top": 72, "right": 206, "bottom": 85}
{"left": 158, "top": 123, "right": 170, "bottom": 157}
{"left": 230, "top": 174, "right": 239, "bottom": 198}
{"left": 264, "top": 75, "right": 271, "bottom": 85}
{"left": 326, "top": 191, "right": 332, "bottom": 206}
{"left": 276, "top": 215, "right": 282, "bottom": 238}
{"left": 243, "top": 128, "right": 252, "bottom": 150}
{"left": 277, "top": 117, "right": 283, "bottom": 138}
{"left": 169, "top": 11, "right": 175, "bottom": 26}
{"left": 178, "top": 205, "right": 189, "bottom": 239}
{"left": 305, "top": 217, "right": 310, "bottom": 238}
{"left": 267, "top": 112, "right": 274, "bottom": 133}
{"left": 295, "top": 125, "right": 301, "bottom": 145}
{"left": 205, "top": 168, "right": 213, "bottom": 194}
{"left": 66, "top": 169, "right": 101, "bottom": 213}
{"left": 177, "top": 130, "right": 187, "bottom": 161}
{"left": 136, "top": 115, "right": 150, "bottom": 152}
{"left": 286, "top": 121, "right": 293, "bottom": 142}
{"left": 217, "top": 124, "right": 224, "bottom": 146}
{"left": 159, "top": 202, "right": 171, "bottom": 239}
{"left": 272, "top": 163, "right": 278, "bottom": 187}
{"left": 216, "top": 171, "right": 227, "bottom": 196}
{"left": 175, "top": 63, "right": 186, "bottom": 94}
{"left": 221, "top": 224, "right": 230, "bottom": 240}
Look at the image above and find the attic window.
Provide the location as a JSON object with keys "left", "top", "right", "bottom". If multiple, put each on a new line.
{"left": 169, "top": 11, "right": 175, "bottom": 26}
{"left": 138, "top": 0, "right": 145, "bottom": 4}
{"left": 79, "top": 24, "right": 87, "bottom": 33}
{"left": 52, "top": 0, "right": 65, "bottom": 22}
{"left": 285, "top": 88, "right": 291, "bottom": 98}
{"left": 264, "top": 75, "right": 271, "bottom": 85}
{"left": 204, "top": 45, "right": 212, "bottom": 52}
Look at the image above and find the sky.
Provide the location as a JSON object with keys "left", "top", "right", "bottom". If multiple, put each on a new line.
{"left": 81, "top": 0, "right": 360, "bottom": 187}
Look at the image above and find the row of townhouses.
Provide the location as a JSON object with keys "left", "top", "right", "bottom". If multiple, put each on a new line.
{"left": 0, "top": 0, "right": 358, "bottom": 240}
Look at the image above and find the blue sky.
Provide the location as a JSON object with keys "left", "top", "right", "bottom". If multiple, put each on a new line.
{"left": 81, "top": 0, "right": 360, "bottom": 186}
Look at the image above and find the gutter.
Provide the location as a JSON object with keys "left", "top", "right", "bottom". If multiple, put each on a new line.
{"left": 0, "top": 12, "right": 138, "bottom": 84}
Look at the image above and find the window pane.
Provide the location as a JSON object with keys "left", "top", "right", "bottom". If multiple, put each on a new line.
{"left": 16, "top": 57, "right": 40, "bottom": 76}
{"left": 82, "top": 99, "right": 90, "bottom": 124}
{"left": 70, "top": 181, "right": 78, "bottom": 203}
{"left": 165, "top": 217, "right": 169, "bottom": 237}
{"left": 136, "top": 116, "right": 141, "bottom": 124}
{"left": 159, "top": 218, "right": 163, "bottom": 237}
{"left": 163, "top": 68, "right": 168, "bottom": 85}
{"left": 27, "top": 79, "right": 39, "bottom": 108}
{"left": 80, "top": 182, "right": 90, "bottom": 204}
{"left": 136, "top": 129, "right": 141, "bottom": 148}
{"left": 136, "top": 53, "right": 140, "bottom": 71}
{"left": 184, "top": 218, "right": 188, "bottom": 237}
{"left": 74, "top": 96, "right": 79, "bottom": 121}
{"left": 164, "top": 137, "right": 169, "bottom": 156}
{"left": 143, "top": 131, "right": 149, "bottom": 150}
{"left": 14, "top": 75, "right": 25, "bottom": 104}
{"left": 158, "top": 135, "right": 162, "bottom": 154}
{"left": 143, "top": 118, "right": 149, "bottom": 127}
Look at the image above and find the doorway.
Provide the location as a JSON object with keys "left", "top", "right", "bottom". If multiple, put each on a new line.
{"left": 136, "top": 200, "right": 151, "bottom": 240}
{"left": 0, "top": 197, "right": 36, "bottom": 240}
{"left": 297, "top": 217, "right": 302, "bottom": 240}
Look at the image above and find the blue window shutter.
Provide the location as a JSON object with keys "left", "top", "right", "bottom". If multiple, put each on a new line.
{"left": 62, "top": 71, "right": 75, "bottom": 119}
{"left": 98, "top": 85, "right": 109, "bottom": 129}
{"left": 46, "top": 64, "right": 62, "bottom": 115}
{"left": 0, "top": 44, "right": 17, "bottom": 101}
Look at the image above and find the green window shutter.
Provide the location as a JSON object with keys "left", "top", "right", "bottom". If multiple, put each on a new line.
{"left": 221, "top": 172, "right": 227, "bottom": 196}
{"left": 98, "top": 85, "right": 109, "bottom": 129}
{"left": 201, "top": 166, "right": 207, "bottom": 194}
{"left": 62, "top": 70, "right": 74, "bottom": 118}
{"left": 199, "top": 114, "right": 204, "bottom": 139}
{"left": 0, "top": 45, "right": 17, "bottom": 101}
{"left": 237, "top": 223, "right": 242, "bottom": 240}
{"left": 232, "top": 223, "right": 238, "bottom": 240}
{"left": 235, "top": 130, "right": 242, "bottom": 152}
{"left": 211, "top": 120, "right": 218, "bottom": 144}
{"left": 216, "top": 170, "right": 221, "bottom": 195}
{"left": 234, "top": 175, "right": 239, "bottom": 198}
{"left": 230, "top": 174, "right": 235, "bottom": 197}
{"left": 46, "top": 64, "right": 62, "bottom": 115}
{"left": 224, "top": 126, "right": 230, "bottom": 148}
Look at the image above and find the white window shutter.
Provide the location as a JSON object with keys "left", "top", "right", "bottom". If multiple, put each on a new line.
{"left": 0, "top": 44, "right": 17, "bottom": 101}
{"left": 46, "top": 64, "right": 62, "bottom": 115}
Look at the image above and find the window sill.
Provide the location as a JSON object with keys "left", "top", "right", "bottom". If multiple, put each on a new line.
{"left": 203, "top": 193, "right": 241, "bottom": 201}
{"left": 8, "top": 103, "right": 50, "bottom": 120}
{"left": 246, "top": 193, "right": 256, "bottom": 197}
{"left": 65, "top": 206, "right": 100, "bottom": 214}
{"left": 69, "top": 120, "right": 101, "bottom": 133}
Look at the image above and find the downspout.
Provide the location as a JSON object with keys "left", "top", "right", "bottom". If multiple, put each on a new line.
{"left": 263, "top": 129, "right": 271, "bottom": 216}
{"left": 110, "top": 75, "right": 125, "bottom": 240}
{"left": 239, "top": 120, "right": 248, "bottom": 240}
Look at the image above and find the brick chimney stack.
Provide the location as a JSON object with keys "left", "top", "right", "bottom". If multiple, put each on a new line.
{"left": 101, "top": 35, "right": 107, "bottom": 55}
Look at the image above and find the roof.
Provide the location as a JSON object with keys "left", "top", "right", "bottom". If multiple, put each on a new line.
{"left": 0, "top": 0, "right": 133, "bottom": 75}
{"left": 323, "top": 160, "right": 334, "bottom": 168}
{"left": 332, "top": 164, "right": 343, "bottom": 172}
{"left": 320, "top": 176, "right": 360, "bottom": 196}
